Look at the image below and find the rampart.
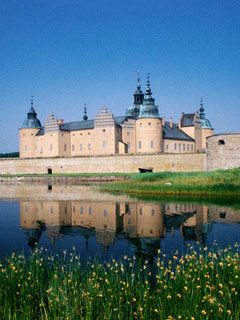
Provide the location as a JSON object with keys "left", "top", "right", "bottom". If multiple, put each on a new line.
{"left": 206, "top": 133, "right": 240, "bottom": 170}
{"left": 0, "top": 153, "right": 206, "bottom": 174}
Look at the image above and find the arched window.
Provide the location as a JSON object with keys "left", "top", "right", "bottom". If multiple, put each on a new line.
{"left": 218, "top": 140, "right": 225, "bottom": 145}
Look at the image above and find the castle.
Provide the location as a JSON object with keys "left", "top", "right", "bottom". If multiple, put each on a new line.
{"left": 19, "top": 75, "right": 214, "bottom": 159}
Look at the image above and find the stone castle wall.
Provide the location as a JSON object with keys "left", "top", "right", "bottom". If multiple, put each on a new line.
{"left": 0, "top": 153, "right": 206, "bottom": 174}
{"left": 206, "top": 133, "right": 240, "bottom": 170}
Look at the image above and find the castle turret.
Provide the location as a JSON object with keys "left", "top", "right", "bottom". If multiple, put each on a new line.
{"left": 126, "top": 74, "right": 144, "bottom": 118}
{"left": 136, "top": 75, "right": 163, "bottom": 153}
{"left": 199, "top": 98, "right": 214, "bottom": 150}
{"left": 19, "top": 97, "right": 42, "bottom": 158}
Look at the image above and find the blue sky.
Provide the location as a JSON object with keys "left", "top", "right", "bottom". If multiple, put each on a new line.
{"left": 0, "top": 0, "right": 240, "bottom": 152}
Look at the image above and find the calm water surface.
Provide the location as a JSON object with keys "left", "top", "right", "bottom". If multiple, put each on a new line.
{"left": 0, "top": 184, "right": 239, "bottom": 261}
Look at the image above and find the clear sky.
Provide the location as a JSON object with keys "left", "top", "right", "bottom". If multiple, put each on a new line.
{"left": 0, "top": 0, "right": 240, "bottom": 152}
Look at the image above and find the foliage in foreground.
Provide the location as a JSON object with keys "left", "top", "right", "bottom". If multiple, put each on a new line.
{"left": 0, "top": 245, "right": 239, "bottom": 320}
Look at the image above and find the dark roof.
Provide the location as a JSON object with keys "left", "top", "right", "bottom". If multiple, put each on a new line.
{"left": 36, "top": 116, "right": 129, "bottom": 136}
{"left": 180, "top": 113, "right": 195, "bottom": 127}
{"left": 36, "top": 127, "right": 45, "bottom": 136}
{"left": 61, "top": 119, "right": 94, "bottom": 131}
{"left": 163, "top": 122, "right": 195, "bottom": 141}
{"left": 115, "top": 116, "right": 129, "bottom": 124}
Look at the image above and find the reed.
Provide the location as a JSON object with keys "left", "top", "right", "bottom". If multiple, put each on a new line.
{"left": 0, "top": 245, "right": 239, "bottom": 319}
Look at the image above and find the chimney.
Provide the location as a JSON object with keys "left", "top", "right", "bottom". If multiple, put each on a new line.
{"left": 178, "top": 112, "right": 184, "bottom": 129}
{"left": 170, "top": 116, "right": 173, "bottom": 128}
{"left": 57, "top": 119, "right": 64, "bottom": 125}
{"left": 162, "top": 116, "right": 165, "bottom": 126}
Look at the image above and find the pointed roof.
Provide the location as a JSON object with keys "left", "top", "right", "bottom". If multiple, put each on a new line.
{"left": 138, "top": 74, "right": 160, "bottom": 119}
{"left": 22, "top": 96, "right": 42, "bottom": 128}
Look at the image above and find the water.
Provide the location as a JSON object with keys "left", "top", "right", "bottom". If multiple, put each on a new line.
{"left": 0, "top": 183, "right": 239, "bottom": 261}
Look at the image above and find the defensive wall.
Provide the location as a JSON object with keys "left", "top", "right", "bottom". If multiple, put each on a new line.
{"left": 0, "top": 153, "right": 206, "bottom": 174}
{"left": 206, "top": 133, "right": 240, "bottom": 170}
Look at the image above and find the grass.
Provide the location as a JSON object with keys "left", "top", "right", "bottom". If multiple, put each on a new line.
{"left": 0, "top": 245, "right": 239, "bottom": 319}
{"left": 101, "top": 168, "right": 240, "bottom": 197}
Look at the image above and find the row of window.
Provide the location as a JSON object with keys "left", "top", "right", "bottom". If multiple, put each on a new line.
{"left": 138, "top": 141, "right": 155, "bottom": 149}
{"left": 165, "top": 143, "right": 194, "bottom": 152}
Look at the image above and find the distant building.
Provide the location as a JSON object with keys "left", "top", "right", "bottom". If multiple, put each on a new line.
{"left": 19, "top": 76, "right": 214, "bottom": 158}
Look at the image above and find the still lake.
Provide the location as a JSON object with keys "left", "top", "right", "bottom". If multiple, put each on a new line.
{"left": 0, "top": 183, "right": 239, "bottom": 261}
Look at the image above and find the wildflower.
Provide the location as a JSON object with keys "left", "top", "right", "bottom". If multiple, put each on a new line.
{"left": 201, "top": 310, "right": 207, "bottom": 315}
{"left": 167, "top": 295, "right": 172, "bottom": 299}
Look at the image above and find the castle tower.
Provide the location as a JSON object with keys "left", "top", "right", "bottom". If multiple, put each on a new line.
{"left": 136, "top": 75, "right": 163, "bottom": 153}
{"left": 19, "top": 97, "right": 42, "bottom": 158}
{"left": 199, "top": 98, "right": 214, "bottom": 150}
{"left": 126, "top": 74, "right": 144, "bottom": 118}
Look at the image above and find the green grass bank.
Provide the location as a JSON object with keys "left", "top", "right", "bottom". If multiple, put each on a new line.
{"left": 100, "top": 168, "right": 240, "bottom": 197}
{"left": 0, "top": 246, "right": 239, "bottom": 319}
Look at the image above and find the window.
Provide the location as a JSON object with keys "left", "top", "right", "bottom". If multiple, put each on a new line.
{"left": 102, "top": 129, "right": 106, "bottom": 132}
{"left": 80, "top": 207, "right": 83, "bottom": 214}
{"left": 174, "top": 143, "right": 177, "bottom": 150}
{"left": 218, "top": 140, "right": 225, "bottom": 145}
{"left": 104, "top": 209, "right": 108, "bottom": 217}
{"left": 127, "top": 142, "right": 130, "bottom": 149}
{"left": 179, "top": 144, "right": 181, "bottom": 151}
{"left": 64, "top": 144, "right": 67, "bottom": 151}
{"left": 103, "top": 141, "right": 106, "bottom": 149}
{"left": 187, "top": 144, "right": 189, "bottom": 151}
{"left": 50, "top": 144, "right": 52, "bottom": 151}
{"left": 151, "top": 209, "right": 155, "bottom": 216}
{"left": 183, "top": 144, "right": 185, "bottom": 151}
{"left": 139, "top": 141, "right": 141, "bottom": 149}
{"left": 148, "top": 122, "right": 151, "bottom": 126}
{"left": 127, "top": 132, "right": 130, "bottom": 136}
{"left": 165, "top": 145, "right": 168, "bottom": 150}
{"left": 80, "top": 144, "right": 82, "bottom": 151}
{"left": 88, "top": 207, "right": 92, "bottom": 215}
{"left": 88, "top": 132, "right": 90, "bottom": 135}
{"left": 72, "top": 145, "right": 75, "bottom": 151}
{"left": 191, "top": 145, "right": 194, "bottom": 151}
{"left": 150, "top": 140, "right": 154, "bottom": 148}
{"left": 25, "top": 146, "right": 28, "bottom": 151}
{"left": 88, "top": 143, "right": 91, "bottom": 151}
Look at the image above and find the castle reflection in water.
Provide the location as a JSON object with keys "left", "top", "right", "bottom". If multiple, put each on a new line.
{"left": 20, "top": 195, "right": 239, "bottom": 251}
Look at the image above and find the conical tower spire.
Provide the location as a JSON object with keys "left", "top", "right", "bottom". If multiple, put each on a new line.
{"left": 145, "top": 73, "right": 152, "bottom": 96}
{"left": 137, "top": 72, "right": 141, "bottom": 90}
{"left": 138, "top": 74, "right": 159, "bottom": 119}
{"left": 83, "top": 104, "right": 88, "bottom": 121}
{"left": 22, "top": 96, "right": 42, "bottom": 128}
{"left": 199, "top": 97, "right": 205, "bottom": 119}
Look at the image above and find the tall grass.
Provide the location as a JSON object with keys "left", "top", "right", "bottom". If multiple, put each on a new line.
{"left": 101, "top": 168, "right": 240, "bottom": 197}
{"left": 0, "top": 245, "right": 239, "bottom": 319}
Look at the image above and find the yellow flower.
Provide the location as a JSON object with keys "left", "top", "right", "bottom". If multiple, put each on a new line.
{"left": 201, "top": 310, "right": 207, "bottom": 315}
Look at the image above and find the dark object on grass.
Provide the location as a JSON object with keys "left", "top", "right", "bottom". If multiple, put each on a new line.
{"left": 138, "top": 167, "right": 153, "bottom": 173}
